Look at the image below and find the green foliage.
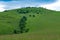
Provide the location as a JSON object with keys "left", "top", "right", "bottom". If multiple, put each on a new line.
{"left": 19, "top": 16, "right": 29, "bottom": 33}
{"left": 14, "top": 16, "right": 29, "bottom": 34}
{"left": 33, "top": 15, "right": 35, "bottom": 17}
{"left": 0, "top": 7, "right": 59, "bottom": 35}
{"left": 29, "top": 15, "right": 31, "bottom": 17}
{"left": 0, "top": 7, "right": 60, "bottom": 40}
{"left": 16, "top": 7, "right": 48, "bottom": 14}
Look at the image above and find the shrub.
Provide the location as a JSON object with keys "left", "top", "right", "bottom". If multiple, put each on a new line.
{"left": 29, "top": 15, "right": 31, "bottom": 17}
{"left": 37, "top": 12, "right": 39, "bottom": 14}
{"left": 33, "top": 15, "right": 35, "bottom": 17}
{"left": 14, "top": 30, "right": 17, "bottom": 34}
{"left": 25, "top": 29, "right": 29, "bottom": 33}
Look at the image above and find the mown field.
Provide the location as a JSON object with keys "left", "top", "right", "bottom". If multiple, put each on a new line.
{"left": 0, "top": 7, "right": 60, "bottom": 40}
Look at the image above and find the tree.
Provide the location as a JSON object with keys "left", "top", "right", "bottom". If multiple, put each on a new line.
{"left": 19, "top": 16, "right": 29, "bottom": 33}
{"left": 13, "top": 16, "right": 29, "bottom": 34}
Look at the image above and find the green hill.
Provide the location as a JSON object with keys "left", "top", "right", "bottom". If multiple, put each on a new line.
{"left": 0, "top": 7, "right": 60, "bottom": 40}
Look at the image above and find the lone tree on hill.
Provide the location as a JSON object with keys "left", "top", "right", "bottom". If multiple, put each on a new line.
{"left": 19, "top": 16, "right": 29, "bottom": 33}
{"left": 14, "top": 16, "right": 29, "bottom": 34}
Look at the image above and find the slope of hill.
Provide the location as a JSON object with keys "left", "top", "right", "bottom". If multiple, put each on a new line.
{"left": 0, "top": 7, "right": 60, "bottom": 40}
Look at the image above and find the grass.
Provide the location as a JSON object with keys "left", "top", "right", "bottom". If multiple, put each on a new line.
{"left": 0, "top": 33, "right": 60, "bottom": 40}
{"left": 0, "top": 7, "right": 60, "bottom": 40}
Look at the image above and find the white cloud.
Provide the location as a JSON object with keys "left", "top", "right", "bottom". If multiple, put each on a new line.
{"left": 0, "top": 0, "right": 60, "bottom": 12}
{"left": 40, "top": 0, "right": 60, "bottom": 11}
{"left": 0, "top": 2, "right": 6, "bottom": 12}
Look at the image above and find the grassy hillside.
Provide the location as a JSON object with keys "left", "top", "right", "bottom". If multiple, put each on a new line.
{"left": 0, "top": 7, "right": 60, "bottom": 40}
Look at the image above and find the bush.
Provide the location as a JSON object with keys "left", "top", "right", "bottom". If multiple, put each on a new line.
{"left": 37, "top": 12, "right": 39, "bottom": 14}
{"left": 33, "top": 15, "right": 35, "bottom": 17}
{"left": 14, "top": 30, "right": 17, "bottom": 34}
{"left": 25, "top": 29, "right": 29, "bottom": 33}
{"left": 29, "top": 15, "right": 31, "bottom": 17}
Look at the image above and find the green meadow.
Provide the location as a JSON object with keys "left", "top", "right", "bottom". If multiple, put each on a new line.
{"left": 0, "top": 7, "right": 60, "bottom": 40}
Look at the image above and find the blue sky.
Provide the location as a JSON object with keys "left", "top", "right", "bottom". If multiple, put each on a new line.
{"left": 0, "top": 0, "right": 60, "bottom": 12}
{"left": 2, "top": 0, "right": 56, "bottom": 3}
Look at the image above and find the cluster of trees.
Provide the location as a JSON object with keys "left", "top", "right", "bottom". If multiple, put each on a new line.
{"left": 16, "top": 7, "right": 28, "bottom": 14}
{"left": 17, "top": 9, "right": 29, "bottom": 14}
{"left": 16, "top": 7, "right": 44, "bottom": 14}
{"left": 4, "top": 7, "right": 47, "bottom": 15}
{"left": 14, "top": 16, "right": 29, "bottom": 34}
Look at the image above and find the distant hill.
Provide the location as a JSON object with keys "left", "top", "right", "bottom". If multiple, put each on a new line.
{"left": 0, "top": 7, "right": 60, "bottom": 35}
